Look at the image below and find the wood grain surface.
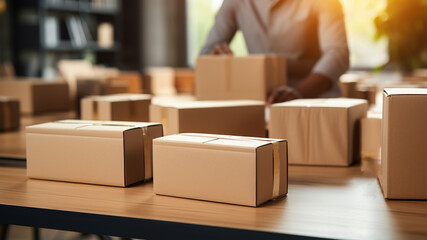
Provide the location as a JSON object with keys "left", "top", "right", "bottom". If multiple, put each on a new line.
{"left": 0, "top": 111, "right": 76, "bottom": 158}
{"left": 1, "top": 112, "right": 427, "bottom": 239}
{"left": 0, "top": 162, "right": 426, "bottom": 239}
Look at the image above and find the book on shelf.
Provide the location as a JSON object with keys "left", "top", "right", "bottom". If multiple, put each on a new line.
{"left": 44, "top": 17, "right": 59, "bottom": 47}
{"left": 65, "top": 15, "right": 93, "bottom": 47}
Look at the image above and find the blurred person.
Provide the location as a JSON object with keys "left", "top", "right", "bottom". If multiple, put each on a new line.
{"left": 200, "top": 0, "right": 349, "bottom": 104}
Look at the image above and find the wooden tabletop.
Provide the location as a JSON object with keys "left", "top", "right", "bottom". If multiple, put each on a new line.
{"left": 0, "top": 111, "right": 76, "bottom": 159}
{"left": 1, "top": 112, "right": 427, "bottom": 239}
{"left": 1, "top": 161, "right": 427, "bottom": 239}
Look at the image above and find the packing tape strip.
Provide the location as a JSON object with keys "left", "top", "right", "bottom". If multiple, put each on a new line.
{"left": 272, "top": 142, "right": 281, "bottom": 199}
{"left": 161, "top": 107, "right": 168, "bottom": 135}
{"left": 141, "top": 127, "right": 151, "bottom": 180}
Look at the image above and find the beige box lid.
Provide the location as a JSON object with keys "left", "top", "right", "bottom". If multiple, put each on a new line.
{"left": 272, "top": 98, "right": 367, "bottom": 108}
{"left": 155, "top": 134, "right": 270, "bottom": 152}
{"left": 83, "top": 94, "right": 151, "bottom": 102}
{"left": 26, "top": 120, "right": 160, "bottom": 138}
{"left": 384, "top": 88, "right": 427, "bottom": 96}
{"left": 152, "top": 100, "right": 264, "bottom": 109}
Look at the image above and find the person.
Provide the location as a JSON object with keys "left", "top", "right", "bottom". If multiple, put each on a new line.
{"left": 200, "top": 0, "right": 349, "bottom": 104}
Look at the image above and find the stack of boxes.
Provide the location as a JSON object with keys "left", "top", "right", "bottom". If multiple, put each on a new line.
{"left": 14, "top": 55, "right": 426, "bottom": 207}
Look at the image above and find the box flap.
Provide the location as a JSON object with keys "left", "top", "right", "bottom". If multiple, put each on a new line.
{"left": 57, "top": 119, "right": 161, "bottom": 128}
{"left": 384, "top": 88, "right": 427, "bottom": 96}
{"left": 83, "top": 94, "right": 151, "bottom": 103}
{"left": 180, "top": 133, "right": 286, "bottom": 143}
{"left": 26, "top": 120, "right": 148, "bottom": 138}
{"left": 157, "top": 134, "right": 215, "bottom": 143}
{"left": 271, "top": 98, "right": 367, "bottom": 108}
{"left": 155, "top": 134, "right": 270, "bottom": 150}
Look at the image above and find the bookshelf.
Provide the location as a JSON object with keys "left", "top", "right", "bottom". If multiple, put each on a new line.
{"left": 11, "top": 0, "right": 121, "bottom": 77}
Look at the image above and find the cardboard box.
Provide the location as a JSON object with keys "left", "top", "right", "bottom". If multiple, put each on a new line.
{"left": 0, "top": 97, "right": 20, "bottom": 131}
{"left": 26, "top": 120, "right": 163, "bottom": 186}
{"left": 81, "top": 94, "right": 151, "bottom": 122}
{"left": 174, "top": 68, "right": 195, "bottom": 94}
{"left": 379, "top": 88, "right": 427, "bottom": 199}
{"left": 149, "top": 100, "right": 265, "bottom": 137}
{"left": 144, "top": 68, "right": 177, "bottom": 96}
{"left": 153, "top": 133, "right": 288, "bottom": 207}
{"left": 104, "top": 81, "right": 129, "bottom": 95}
{"left": 269, "top": 98, "right": 368, "bottom": 166}
{"left": 355, "top": 83, "right": 377, "bottom": 105}
{"left": 195, "top": 55, "right": 286, "bottom": 101}
{"left": 0, "top": 80, "right": 70, "bottom": 114}
{"left": 361, "top": 111, "right": 382, "bottom": 160}
{"left": 108, "top": 72, "right": 143, "bottom": 93}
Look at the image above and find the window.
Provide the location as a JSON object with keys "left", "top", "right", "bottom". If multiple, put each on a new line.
{"left": 186, "top": 0, "right": 388, "bottom": 69}
{"left": 186, "top": 0, "right": 246, "bottom": 66}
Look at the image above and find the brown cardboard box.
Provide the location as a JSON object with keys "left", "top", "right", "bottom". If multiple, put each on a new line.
{"left": 269, "top": 98, "right": 368, "bottom": 166}
{"left": 355, "top": 83, "right": 377, "bottom": 105}
{"left": 26, "top": 120, "right": 163, "bottom": 186}
{"left": 149, "top": 100, "right": 265, "bottom": 137}
{"left": 361, "top": 111, "right": 382, "bottom": 160}
{"left": 104, "top": 81, "right": 129, "bottom": 94}
{"left": 81, "top": 94, "right": 151, "bottom": 122}
{"left": 153, "top": 133, "right": 288, "bottom": 207}
{"left": 0, "top": 80, "right": 70, "bottom": 114}
{"left": 108, "top": 72, "right": 143, "bottom": 93}
{"left": 144, "top": 68, "right": 177, "bottom": 96}
{"left": 402, "top": 69, "right": 427, "bottom": 82}
{"left": 195, "top": 55, "right": 286, "bottom": 101}
{"left": 0, "top": 97, "right": 20, "bottom": 131}
{"left": 174, "top": 68, "right": 195, "bottom": 94}
{"left": 379, "top": 88, "right": 427, "bottom": 199}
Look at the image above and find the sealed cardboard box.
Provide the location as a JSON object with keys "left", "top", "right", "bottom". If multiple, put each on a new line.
{"left": 149, "top": 100, "right": 265, "bottom": 137}
{"left": 0, "top": 80, "right": 70, "bottom": 114}
{"left": 0, "top": 97, "right": 20, "bottom": 131}
{"left": 153, "top": 133, "right": 288, "bottom": 207}
{"left": 361, "top": 111, "right": 382, "bottom": 160}
{"left": 81, "top": 94, "right": 151, "bottom": 122}
{"left": 269, "top": 98, "right": 368, "bottom": 166}
{"left": 26, "top": 120, "right": 163, "bottom": 186}
{"left": 195, "top": 55, "right": 286, "bottom": 101}
{"left": 379, "top": 88, "right": 427, "bottom": 199}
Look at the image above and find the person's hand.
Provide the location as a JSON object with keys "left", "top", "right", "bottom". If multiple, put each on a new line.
{"left": 209, "top": 43, "right": 233, "bottom": 55}
{"left": 267, "top": 86, "right": 303, "bottom": 106}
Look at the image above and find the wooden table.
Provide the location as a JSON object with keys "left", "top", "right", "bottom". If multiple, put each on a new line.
{"left": 1, "top": 161, "right": 427, "bottom": 240}
{"left": 0, "top": 111, "right": 76, "bottom": 159}
{"left": 1, "top": 112, "right": 427, "bottom": 239}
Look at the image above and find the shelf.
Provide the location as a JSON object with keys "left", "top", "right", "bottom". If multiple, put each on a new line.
{"left": 44, "top": 42, "right": 119, "bottom": 52}
{"left": 43, "top": 2, "right": 119, "bottom": 15}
